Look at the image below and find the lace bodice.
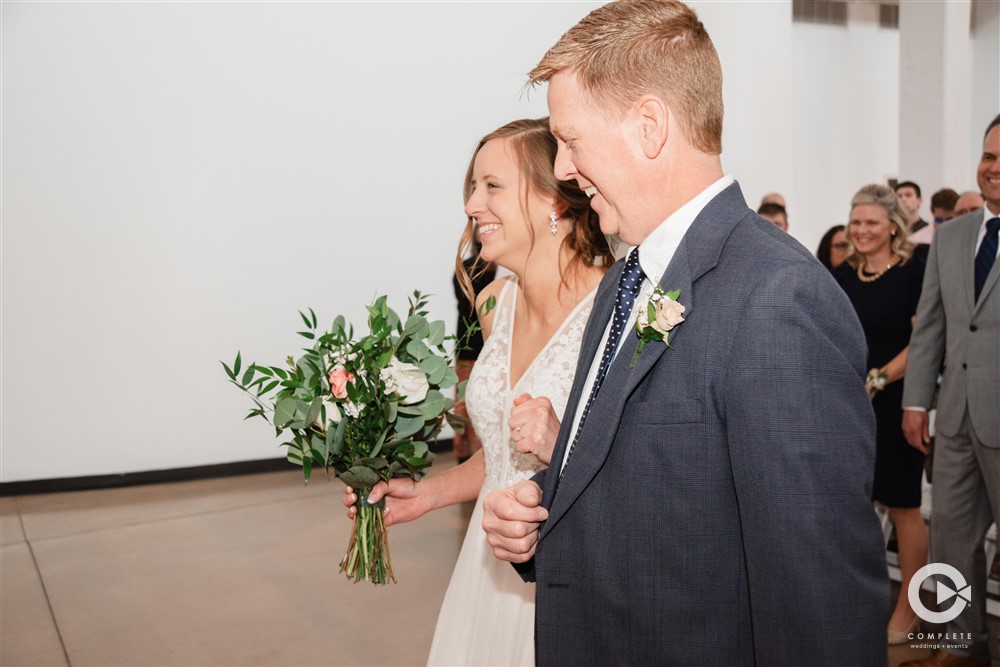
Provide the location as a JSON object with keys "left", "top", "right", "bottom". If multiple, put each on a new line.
{"left": 465, "top": 278, "right": 596, "bottom": 490}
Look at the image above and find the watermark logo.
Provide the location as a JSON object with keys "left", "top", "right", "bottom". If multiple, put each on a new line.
{"left": 908, "top": 563, "right": 971, "bottom": 624}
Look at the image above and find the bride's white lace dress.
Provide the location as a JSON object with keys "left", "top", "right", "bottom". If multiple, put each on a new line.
{"left": 427, "top": 277, "right": 595, "bottom": 667}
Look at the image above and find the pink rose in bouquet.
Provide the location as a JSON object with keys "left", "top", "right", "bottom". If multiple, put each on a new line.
{"left": 328, "top": 367, "right": 354, "bottom": 399}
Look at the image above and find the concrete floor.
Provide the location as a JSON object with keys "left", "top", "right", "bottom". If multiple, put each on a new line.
{"left": 2, "top": 454, "right": 997, "bottom": 667}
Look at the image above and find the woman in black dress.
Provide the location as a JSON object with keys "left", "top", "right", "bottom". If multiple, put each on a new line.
{"left": 834, "top": 183, "right": 926, "bottom": 644}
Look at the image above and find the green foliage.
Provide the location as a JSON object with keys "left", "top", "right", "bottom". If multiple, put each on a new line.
{"left": 223, "top": 291, "right": 474, "bottom": 491}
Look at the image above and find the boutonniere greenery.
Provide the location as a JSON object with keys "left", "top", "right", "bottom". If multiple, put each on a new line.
{"left": 631, "top": 286, "right": 685, "bottom": 367}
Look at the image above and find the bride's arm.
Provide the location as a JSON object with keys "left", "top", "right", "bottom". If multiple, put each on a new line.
{"left": 343, "top": 450, "right": 485, "bottom": 527}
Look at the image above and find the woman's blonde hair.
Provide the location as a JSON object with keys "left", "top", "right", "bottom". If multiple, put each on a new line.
{"left": 844, "top": 183, "right": 915, "bottom": 267}
{"left": 528, "top": 0, "right": 723, "bottom": 155}
{"left": 455, "top": 118, "right": 612, "bottom": 309}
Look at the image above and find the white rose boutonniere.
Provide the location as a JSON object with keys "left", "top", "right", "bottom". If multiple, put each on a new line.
{"left": 379, "top": 356, "right": 430, "bottom": 404}
{"left": 631, "top": 286, "right": 685, "bottom": 367}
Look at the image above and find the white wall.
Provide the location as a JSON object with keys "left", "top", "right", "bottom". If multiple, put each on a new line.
{"left": 5, "top": 1, "right": 970, "bottom": 483}
{"left": 2, "top": 1, "right": 797, "bottom": 482}
{"left": 791, "top": 15, "right": 900, "bottom": 255}
{"left": 971, "top": 0, "right": 1000, "bottom": 160}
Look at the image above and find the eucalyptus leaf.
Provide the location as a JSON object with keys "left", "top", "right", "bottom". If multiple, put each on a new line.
{"left": 331, "top": 418, "right": 346, "bottom": 456}
{"left": 274, "top": 397, "right": 301, "bottom": 427}
{"left": 418, "top": 356, "right": 448, "bottom": 385}
{"left": 418, "top": 390, "right": 447, "bottom": 420}
{"left": 406, "top": 339, "right": 429, "bottom": 361}
{"left": 305, "top": 397, "right": 323, "bottom": 428}
{"left": 359, "top": 456, "right": 389, "bottom": 470}
{"left": 427, "top": 321, "right": 446, "bottom": 346}
{"left": 369, "top": 429, "right": 388, "bottom": 458}
{"left": 344, "top": 465, "right": 380, "bottom": 489}
{"left": 394, "top": 415, "right": 424, "bottom": 441}
{"left": 440, "top": 367, "right": 459, "bottom": 390}
{"left": 285, "top": 440, "right": 305, "bottom": 464}
{"left": 311, "top": 433, "right": 328, "bottom": 465}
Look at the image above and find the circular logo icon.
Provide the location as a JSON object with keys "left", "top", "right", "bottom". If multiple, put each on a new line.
{"left": 908, "top": 563, "right": 971, "bottom": 624}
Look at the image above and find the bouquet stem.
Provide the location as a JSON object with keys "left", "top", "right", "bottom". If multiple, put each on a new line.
{"left": 340, "top": 490, "right": 395, "bottom": 585}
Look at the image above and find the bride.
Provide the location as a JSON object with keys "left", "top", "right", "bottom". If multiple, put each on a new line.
{"left": 342, "top": 117, "right": 611, "bottom": 666}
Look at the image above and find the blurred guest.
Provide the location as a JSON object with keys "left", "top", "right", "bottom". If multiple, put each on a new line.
{"left": 930, "top": 187, "right": 959, "bottom": 224}
{"left": 953, "top": 190, "right": 985, "bottom": 217}
{"left": 451, "top": 240, "right": 495, "bottom": 463}
{"left": 757, "top": 201, "right": 788, "bottom": 232}
{"left": 834, "top": 183, "right": 926, "bottom": 646}
{"left": 760, "top": 191, "right": 786, "bottom": 208}
{"left": 911, "top": 189, "right": 965, "bottom": 252}
{"left": 895, "top": 180, "right": 928, "bottom": 232}
{"left": 816, "top": 224, "right": 849, "bottom": 271}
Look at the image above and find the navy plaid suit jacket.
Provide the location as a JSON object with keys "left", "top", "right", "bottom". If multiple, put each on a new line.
{"left": 516, "top": 182, "right": 889, "bottom": 666}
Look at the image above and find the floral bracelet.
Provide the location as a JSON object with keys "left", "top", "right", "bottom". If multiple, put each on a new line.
{"left": 865, "top": 368, "right": 888, "bottom": 393}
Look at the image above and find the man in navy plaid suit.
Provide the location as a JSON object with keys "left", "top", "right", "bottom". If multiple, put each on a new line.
{"left": 483, "top": 2, "right": 889, "bottom": 665}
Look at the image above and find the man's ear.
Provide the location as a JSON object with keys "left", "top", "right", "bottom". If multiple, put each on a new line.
{"left": 634, "top": 96, "right": 670, "bottom": 159}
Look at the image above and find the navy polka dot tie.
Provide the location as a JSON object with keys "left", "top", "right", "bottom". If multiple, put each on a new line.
{"left": 563, "top": 248, "right": 645, "bottom": 471}
{"left": 974, "top": 217, "right": 1000, "bottom": 303}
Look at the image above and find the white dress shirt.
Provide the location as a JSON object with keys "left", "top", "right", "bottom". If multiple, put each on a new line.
{"left": 560, "top": 175, "right": 735, "bottom": 472}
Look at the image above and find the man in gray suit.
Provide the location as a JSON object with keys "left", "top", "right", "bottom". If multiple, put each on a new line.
{"left": 900, "top": 115, "right": 1000, "bottom": 667}
{"left": 482, "top": 2, "right": 889, "bottom": 664}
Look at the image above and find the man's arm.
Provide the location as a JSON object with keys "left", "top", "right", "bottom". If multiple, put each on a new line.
{"left": 902, "top": 239, "right": 946, "bottom": 450}
{"left": 725, "top": 261, "right": 888, "bottom": 666}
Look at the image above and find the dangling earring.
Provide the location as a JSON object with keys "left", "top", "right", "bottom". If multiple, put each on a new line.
{"left": 550, "top": 211, "right": 558, "bottom": 236}
{"left": 471, "top": 217, "right": 477, "bottom": 225}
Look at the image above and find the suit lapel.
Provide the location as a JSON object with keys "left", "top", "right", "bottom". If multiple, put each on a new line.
{"left": 960, "top": 216, "right": 979, "bottom": 316}
{"left": 540, "top": 181, "right": 749, "bottom": 540}
{"left": 540, "top": 263, "right": 621, "bottom": 509}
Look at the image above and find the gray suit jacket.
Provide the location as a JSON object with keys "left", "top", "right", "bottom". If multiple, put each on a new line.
{"left": 903, "top": 210, "right": 999, "bottom": 448}
{"left": 517, "top": 183, "right": 888, "bottom": 666}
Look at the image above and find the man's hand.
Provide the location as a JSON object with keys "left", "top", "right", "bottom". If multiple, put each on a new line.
{"left": 902, "top": 409, "right": 931, "bottom": 454}
{"left": 482, "top": 480, "right": 548, "bottom": 563}
{"left": 509, "top": 394, "right": 561, "bottom": 465}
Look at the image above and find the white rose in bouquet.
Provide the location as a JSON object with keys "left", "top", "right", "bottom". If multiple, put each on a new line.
{"left": 380, "top": 357, "right": 430, "bottom": 405}
{"left": 313, "top": 399, "right": 342, "bottom": 430}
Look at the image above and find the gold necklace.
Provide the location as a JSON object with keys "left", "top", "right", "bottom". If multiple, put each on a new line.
{"left": 856, "top": 254, "right": 901, "bottom": 283}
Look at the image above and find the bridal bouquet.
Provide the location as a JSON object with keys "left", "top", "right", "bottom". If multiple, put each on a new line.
{"left": 223, "top": 292, "right": 466, "bottom": 584}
